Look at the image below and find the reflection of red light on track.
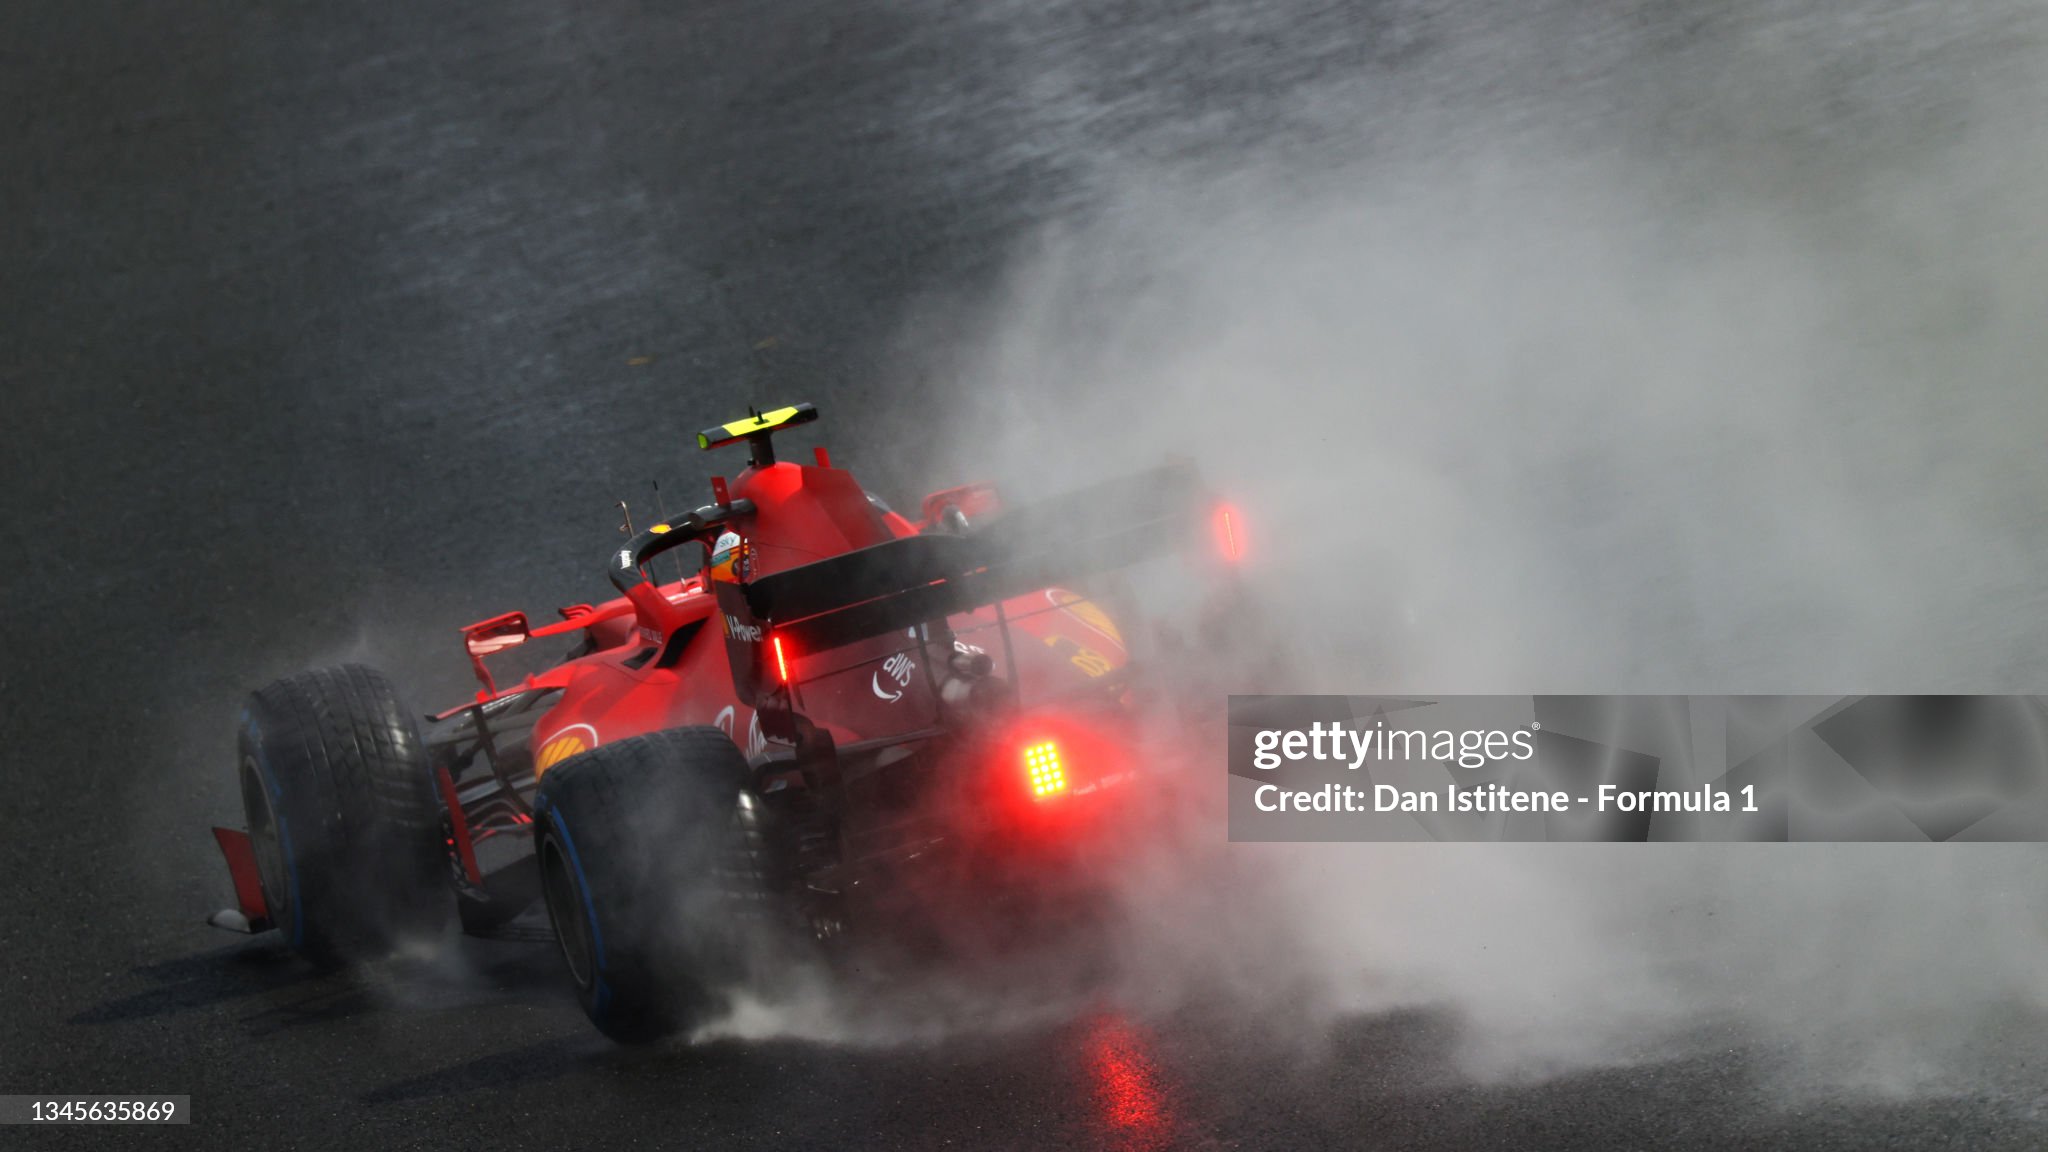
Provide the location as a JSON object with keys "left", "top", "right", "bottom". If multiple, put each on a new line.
{"left": 1086, "top": 1016, "right": 1171, "bottom": 1150}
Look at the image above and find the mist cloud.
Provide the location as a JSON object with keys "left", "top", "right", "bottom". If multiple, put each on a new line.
{"left": 869, "top": 0, "right": 2048, "bottom": 1094}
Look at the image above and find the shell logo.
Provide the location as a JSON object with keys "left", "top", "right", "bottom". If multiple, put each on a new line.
{"left": 534, "top": 724, "right": 599, "bottom": 778}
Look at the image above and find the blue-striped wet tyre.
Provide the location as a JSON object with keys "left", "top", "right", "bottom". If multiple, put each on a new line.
{"left": 533, "top": 727, "right": 773, "bottom": 1045}
{"left": 236, "top": 665, "right": 452, "bottom": 965}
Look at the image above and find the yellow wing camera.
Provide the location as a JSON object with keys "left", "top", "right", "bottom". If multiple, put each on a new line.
{"left": 698, "top": 403, "right": 817, "bottom": 452}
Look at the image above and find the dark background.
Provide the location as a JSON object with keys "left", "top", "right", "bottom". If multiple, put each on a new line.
{"left": 8, "top": 0, "right": 2048, "bottom": 1147}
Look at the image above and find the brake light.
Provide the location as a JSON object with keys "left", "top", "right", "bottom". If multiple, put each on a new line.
{"left": 1023, "top": 740, "right": 1066, "bottom": 798}
{"left": 1214, "top": 503, "right": 1244, "bottom": 562}
{"left": 771, "top": 634, "right": 792, "bottom": 684}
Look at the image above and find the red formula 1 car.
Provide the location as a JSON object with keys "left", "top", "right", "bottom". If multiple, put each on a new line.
{"left": 210, "top": 403, "right": 1238, "bottom": 1042}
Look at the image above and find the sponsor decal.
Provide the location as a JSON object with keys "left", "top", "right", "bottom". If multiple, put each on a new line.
{"left": 713, "top": 705, "right": 765, "bottom": 757}
{"left": 534, "top": 723, "right": 600, "bottom": 776}
{"left": 872, "top": 651, "right": 916, "bottom": 702}
{"left": 1047, "top": 588, "right": 1123, "bottom": 648}
{"left": 723, "top": 614, "right": 763, "bottom": 643}
{"left": 708, "top": 531, "right": 745, "bottom": 582}
{"left": 1043, "top": 633, "right": 1115, "bottom": 677}
{"left": 745, "top": 709, "right": 766, "bottom": 758}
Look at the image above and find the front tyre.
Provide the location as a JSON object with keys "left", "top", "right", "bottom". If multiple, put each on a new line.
{"left": 237, "top": 664, "right": 451, "bottom": 965}
{"left": 533, "top": 727, "right": 771, "bottom": 1044}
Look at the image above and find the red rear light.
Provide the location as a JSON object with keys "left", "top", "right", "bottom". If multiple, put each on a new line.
{"left": 771, "top": 634, "right": 792, "bottom": 683}
{"left": 1214, "top": 503, "right": 1244, "bottom": 562}
{"left": 1023, "top": 740, "right": 1066, "bottom": 799}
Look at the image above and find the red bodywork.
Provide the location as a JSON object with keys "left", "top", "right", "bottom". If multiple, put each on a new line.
{"left": 493, "top": 456, "right": 1133, "bottom": 786}
{"left": 209, "top": 827, "right": 270, "bottom": 931}
{"left": 212, "top": 407, "right": 1224, "bottom": 938}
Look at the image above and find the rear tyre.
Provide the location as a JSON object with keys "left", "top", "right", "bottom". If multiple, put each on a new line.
{"left": 237, "top": 665, "right": 451, "bottom": 965}
{"left": 533, "top": 727, "right": 774, "bottom": 1044}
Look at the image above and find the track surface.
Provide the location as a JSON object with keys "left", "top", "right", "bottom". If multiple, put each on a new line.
{"left": 9, "top": 1, "right": 2048, "bottom": 1147}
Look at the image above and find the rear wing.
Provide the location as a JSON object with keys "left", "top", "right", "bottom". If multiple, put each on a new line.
{"left": 738, "top": 460, "right": 1212, "bottom": 656}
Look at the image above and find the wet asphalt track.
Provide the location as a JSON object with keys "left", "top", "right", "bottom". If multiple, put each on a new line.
{"left": 10, "top": 0, "right": 2048, "bottom": 1147}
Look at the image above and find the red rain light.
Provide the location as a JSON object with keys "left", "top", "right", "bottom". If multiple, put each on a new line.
{"left": 1213, "top": 503, "right": 1244, "bottom": 562}
{"left": 771, "top": 634, "right": 792, "bottom": 683}
{"left": 1022, "top": 740, "right": 1065, "bottom": 798}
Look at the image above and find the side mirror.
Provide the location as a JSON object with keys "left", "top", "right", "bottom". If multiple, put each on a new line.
{"left": 461, "top": 611, "right": 530, "bottom": 696}
{"left": 920, "top": 483, "right": 1002, "bottom": 532}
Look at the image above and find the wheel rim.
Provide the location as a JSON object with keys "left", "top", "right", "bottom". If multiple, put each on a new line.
{"left": 539, "top": 835, "right": 596, "bottom": 990}
{"left": 239, "top": 756, "right": 291, "bottom": 930}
